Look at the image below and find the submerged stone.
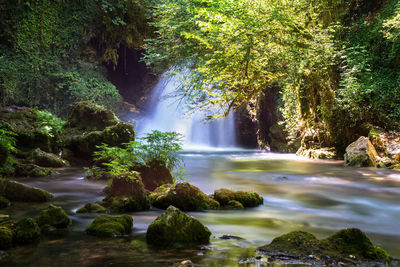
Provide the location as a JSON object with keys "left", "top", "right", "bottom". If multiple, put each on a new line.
{"left": 151, "top": 183, "right": 219, "bottom": 211}
{"left": 146, "top": 206, "right": 211, "bottom": 247}
{"left": 0, "top": 180, "right": 53, "bottom": 202}
{"left": 14, "top": 218, "right": 40, "bottom": 245}
{"left": 213, "top": 189, "right": 263, "bottom": 208}
{"left": 86, "top": 214, "right": 133, "bottom": 237}
{"left": 76, "top": 203, "right": 107, "bottom": 214}
{"left": 225, "top": 200, "right": 244, "bottom": 210}
{"left": 36, "top": 205, "right": 71, "bottom": 229}
{"left": 258, "top": 228, "right": 390, "bottom": 266}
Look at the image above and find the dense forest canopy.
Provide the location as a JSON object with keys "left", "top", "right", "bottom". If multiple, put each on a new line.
{"left": 0, "top": 0, "right": 399, "bottom": 151}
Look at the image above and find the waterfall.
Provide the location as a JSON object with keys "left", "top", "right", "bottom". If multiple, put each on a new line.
{"left": 137, "top": 73, "right": 237, "bottom": 149}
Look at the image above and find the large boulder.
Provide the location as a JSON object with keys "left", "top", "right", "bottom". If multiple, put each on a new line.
{"left": 36, "top": 205, "right": 71, "bottom": 229}
{"left": 13, "top": 163, "right": 53, "bottom": 177}
{"left": 66, "top": 101, "right": 118, "bottom": 131}
{"left": 0, "top": 180, "right": 53, "bottom": 202}
{"left": 103, "top": 172, "right": 150, "bottom": 212}
{"left": 86, "top": 214, "right": 133, "bottom": 237}
{"left": 63, "top": 122, "right": 135, "bottom": 158}
{"left": 135, "top": 161, "right": 174, "bottom": 191}
{"left": 0, "top": 106, "right": 58, "bottom": 153}
{"left": 213, "top": 189, "right": 263, "bottom": 208}
{"left": 146, "top": 206, "right": 211, "bottom": 247}
{"left": 150, "top": 183, "right": 219, "bottom": 211}
{"left": 0, "top": 225, "right": 14, "bottom": 249}
{"left": 258, "top": 228, "right": 389, "bottom": 266}
{"left": 28, "top": 148, "right": 69, "bottom": 167}
{"left": 344, "top": 136, "right": 378, "bottom": 167}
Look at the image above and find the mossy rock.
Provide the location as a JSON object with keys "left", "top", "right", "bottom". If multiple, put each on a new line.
{"left": 135, "top": 161, "right": 174, "bottom": 191}
{"left": 213, "top": 189, "right": 263, "bottom": 208}
{"left": 323, "top": 228, "right": 389, "bottom": 262}
{"left": 344, "top": 136, "right": 378, "bottom": 167}
{"left": 103, "top": 172, "right": 150, "bottom": 212}
{"left": 28, "top": 148, "right": 69, "bottom": 168}
{"left": 86, "top": 214, "right": 133, "bottom": 237}
{"left": 146, "top": 206, "right": 211, "bottom": 247}
{"left": 0, "top": 225, "right": 14, "bottom": 249}
{"left": 225, "top": 200, "right": 244, "bottom": 210}
{"left": 0, "top": 106, "right": 54, "bottom": 152}
{"left": 76, "top": 203, "right": 107, "bottom": 214}
{"left": 14, "top": 163, "right": 53, "bottom": 177}
{"left": 66, "top": 101, "right": 118, "bottom": 131}
{"left": 36, "top": 205, "right": 71, "bottom": 229}
{"left": 64, "top": 122, "right": 135, "bottom": 158}
{"left": 14, "top": 218, "right": 40, "bottom": 245}
{"left": 0, "top": 197, "right": 10, "bottom": 209}
{"left": 258, "top": 228, "right": 390, "bottom": 265}
{"left": 0, "top": 180, "right": 53, "bottom": 202}
{"left": 151, "top": 183, "right": 219, "bottom": 211}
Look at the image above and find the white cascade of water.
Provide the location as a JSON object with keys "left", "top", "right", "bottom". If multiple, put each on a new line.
{"left": 137, "top": 73, "right": 237, "bottom": 149}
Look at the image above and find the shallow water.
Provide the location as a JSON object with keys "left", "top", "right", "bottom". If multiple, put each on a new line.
{"left": 3, "top": 151, "right": 400, "bottom": 266}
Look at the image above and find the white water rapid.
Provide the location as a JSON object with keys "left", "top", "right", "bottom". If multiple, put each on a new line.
{"left": 137, "top": 73, "right": 237, "bottom": 149}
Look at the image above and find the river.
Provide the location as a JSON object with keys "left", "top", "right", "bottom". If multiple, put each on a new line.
{"left": 3, "top": 149, "right": 400, "bottom": 266}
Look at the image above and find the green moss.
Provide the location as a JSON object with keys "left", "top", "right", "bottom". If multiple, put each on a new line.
{"left": 135, "top": 161, "right": 173, "bottom": 191}
{"left": 146, "top": 206, "right": 211, "bottom": 247}
{"left": 36, "top": 205, "right": 71, "bottom": 229}
{"left": 0, "top": 226, "right": 14, "bottom": 249}
{"left": 213, "top": 189, "right": 263, "bottom": 208}
{"left": 86, "top": 214, "right": 133, "bottom": 237}
{"left": 323, "top": 228, "right": 390, "bottom": 261}
{"left": 14, "top": 162, "right": 54, "bottom": 177}
{"left": 0, "top": 180, "right": 53, "bottom": 202}
{"left": 0, "top": 196, "right": 10, "bottom": 209}
{"left": 66, "top": 101, "right": 118, "bottom": 131}
{"left": 225, "top": 200, "right": 244, "bottom": 210}
{"left": 14, "top": 218, "right": 40, "bottom": 245}
{"left": 151, "top": 183, "right": 218, "bottom": 211}
{"left": 76, "top": 203, "right": 107, "bottom": 213}
{"left": 105, "top": 196, "right": 150, "bottom": 212}
{"left": 259, "top": 228, "right": 390, "bottom": 264}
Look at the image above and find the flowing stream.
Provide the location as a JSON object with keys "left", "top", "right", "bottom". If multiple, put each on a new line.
{"left": 4, "top": 152, "right": 400, "bottom": 266}
{"left": 4, "top": 74, "right": 400, "bottom": 266}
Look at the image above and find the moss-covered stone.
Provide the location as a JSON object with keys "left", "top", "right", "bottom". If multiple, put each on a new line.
{"left": 14, "top": 163, "right": 53, "bottom": 177}
{"left": 146, "top": 206, "right": 211, "bottom": 247}
{"left": 135, "top": 161, "right": 174, "bottom": 191}
{"left": 76, "top": 203, "right": 107, "bottom": 213}
{"left": 0, "top": 180, "right": 53, "bottom": 202}
{"left": 213, "top": 189, "right": 263, "bottom": 208}
{"left": 225, "top": 200, "right": 244, "bottom": 210}
{"left": 0, "top": 225, "right": 14, "bottom": 249}
{"left": 63, "top": 122, "right": 135, "bottom": 158}
{"left": 151, "top": 183, "right": 219, "bottom": 211}
{"left": 66, "top": 101, "right": 118, "bottom": 131}
{"left": 14, "top": 218, "right": 40, "bottom": 245}
{"left": 0, "top": 197, "right": 10, "bottom": 209}
{"left": 28, "top": 148, "right": 69, "bottom": 168}
{"left": 36, "top": 205, "right": 71, "bottom": 229}
{"left": 103, "top": 172, "right": 150, "bottom": 212}
{"left": 86, "top": 214, "right": 133, "bottom": 237}
{"left": 258, "top": 228, "right": 390, "bottom": 265}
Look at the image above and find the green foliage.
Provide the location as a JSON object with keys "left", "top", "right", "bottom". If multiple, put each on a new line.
{"left": 336, "top": 0, "right": 400, "bottom": 131}
{"left": 94, "top": 130, "right": 185, "bottom": 180}
{"left": 33, "top": 109, "right": 66, "bottom": 138}
{"left": 0, "top": 129, "right": 16, "bottom": 153}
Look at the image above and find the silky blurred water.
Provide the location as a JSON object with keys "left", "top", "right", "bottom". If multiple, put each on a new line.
{"left": 3, "top": 150, "right": 400, "bottom": 266}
